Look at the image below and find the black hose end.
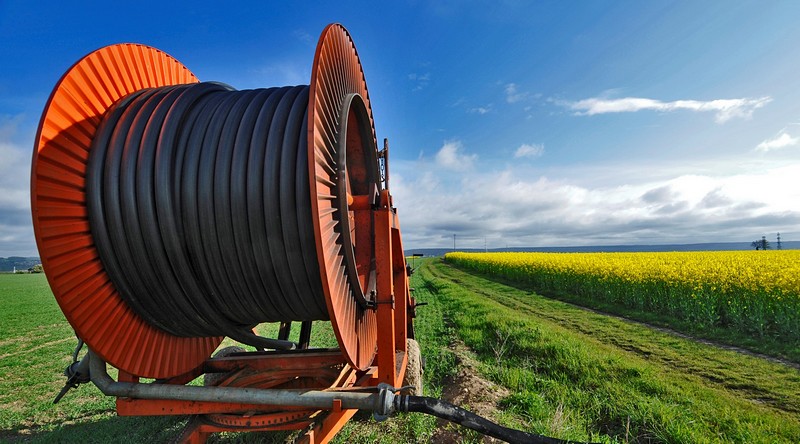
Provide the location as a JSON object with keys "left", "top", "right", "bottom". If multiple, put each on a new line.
{"left": 399, "top": 395, "right": 582, "bottom": 444}
{"left": 393, "top": 393, "right": 409, "bottom": 414}
{"left": 232, "top": 329, "right": 297, "bottom": 351}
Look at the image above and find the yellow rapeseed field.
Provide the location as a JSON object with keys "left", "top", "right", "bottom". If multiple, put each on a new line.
{"left": 445, "top": 251, "right": 800, "bottom": 340}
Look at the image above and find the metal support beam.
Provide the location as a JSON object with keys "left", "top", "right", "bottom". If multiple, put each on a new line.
{"left": 374, "top": 191, "right": 397, "bottom": 386}
{"left": 87, "top": 350, "right": 397, "bottom": 416}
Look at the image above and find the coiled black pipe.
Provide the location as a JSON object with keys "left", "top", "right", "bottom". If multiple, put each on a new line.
{"left": 86, "top": 82, "right": 330, "bottom": 349}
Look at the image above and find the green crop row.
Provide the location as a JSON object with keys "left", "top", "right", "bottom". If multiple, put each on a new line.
{"left": 445, "top": 251, "right": 800, "bottom": 348}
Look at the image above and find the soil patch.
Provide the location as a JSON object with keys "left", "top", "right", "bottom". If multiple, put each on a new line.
{"left": 431, "top": 340, "right": 511, "bottom": 443}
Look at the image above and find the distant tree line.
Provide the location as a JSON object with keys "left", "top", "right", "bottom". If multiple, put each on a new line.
{"left": 0, "top": 256, "right": 41, "bottom": 272}
{"left": 10, "top": 264, "right": 43, "bottom": 273}
{"left": 751, "top": 236, "right": 770, "bottom": 250}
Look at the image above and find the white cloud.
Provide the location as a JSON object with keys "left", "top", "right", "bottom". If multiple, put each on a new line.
{"left": 292, "top": 29, "right": 313, "bottom": 44}
{"left": 0, "top": 115, "right": 36, "bottom": 256}
{"left": 469, "top": 106, "right": 492, "bottom": 115}
{"left": 408, "top": 72, "right": 430, "bottom": 91}
{"left": 391, "top": 157, "right": 800, "bottom": 250}
{"left": 504, "top": 83, "right": 528, "bottom": 103}
{"left": 569, "top": 96, "right": 771, "bottom": 123}
{"left": 435, "top": 140, "right": 477, "bottom": 171}
{"left": 0, "top": 118, "right": 30, "bottom": 205}
{"left": 756, "top": 130, "right": 800, "bottom": 152}
{"left": 249, "top": 61, "right": 309, "bottom": 88}
{"left": 514, "top": 143, "right": 544, "bottom": 158}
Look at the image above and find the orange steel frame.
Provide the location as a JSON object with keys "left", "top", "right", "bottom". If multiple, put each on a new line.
{"left": 32, "top": 25, "right": 414, "bottom": 444}
{"left": 112, "top": 189, "right": 413, "bottom": 444}
{"left": 32, "top": 25, "right": 385, "bottom": 380}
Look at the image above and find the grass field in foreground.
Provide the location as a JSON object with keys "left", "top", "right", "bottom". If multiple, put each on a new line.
{"left": 4, "top": 260, "right": 800, "bottom": 443}
{"left": 421, "top": 259, "right": 800, "bottom": 443}
{"left": 0, "top": 271, "right": 446, "bottom": 443}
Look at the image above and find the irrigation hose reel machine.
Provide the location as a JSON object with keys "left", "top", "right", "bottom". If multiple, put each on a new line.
{"left": 32, "top": 24, "right": 557, "bottom": 444}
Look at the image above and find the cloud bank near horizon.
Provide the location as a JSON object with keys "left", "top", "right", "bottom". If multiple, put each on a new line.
{"left": 0, "top": 116, "right": 35, "bottom": 257}
{"left": 393, "top": 140, "right": 799, "bottom": 250}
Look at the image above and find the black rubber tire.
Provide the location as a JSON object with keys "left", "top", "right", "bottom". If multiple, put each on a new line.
{"left": 203, "top": 345, "right": 246, "bottom": 386}
{"left": 403, "top": 338, "right": 423, "bottom": 396}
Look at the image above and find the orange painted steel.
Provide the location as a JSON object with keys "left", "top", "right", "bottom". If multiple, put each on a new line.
{"left": 113, "top": 196, "right": 411, "bottom": 443}
{"left": 117, "top": 349, "right": 372, "bottom": 443}
{"left": 111, "top": 194, "right": 411, "bottom": 388}
{"left": 34, "top": 23, "right": 414, "bottom": 443}
{"left": 373, "top": 190, "right": 411, "bottom": 388}
{"left": 297, "top": 408, "right": 360, "bottom": 444}
{"left": 308, "top": 24, "right": 379, "bottom": 371}
{"left": 33, "top": 24, "right": 382, "bottom": 378}
{"left": 31, "top": 43, "right": 220, "bottom": 379}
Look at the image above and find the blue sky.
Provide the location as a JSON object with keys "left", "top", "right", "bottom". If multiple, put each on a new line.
{"left": 1, "top": 1, "right": 799, "bottom": 255}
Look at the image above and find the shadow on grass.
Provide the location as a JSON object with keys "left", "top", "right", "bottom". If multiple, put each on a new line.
{"left": 1, "top": 414, "right": 184, "bottom": 443}
{"left": 0, "top": 414, "right": 297, "bottom": 443}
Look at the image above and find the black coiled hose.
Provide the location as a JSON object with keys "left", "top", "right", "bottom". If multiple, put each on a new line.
{"left": 86, "top": 82, "right": 330, "bottom": 349}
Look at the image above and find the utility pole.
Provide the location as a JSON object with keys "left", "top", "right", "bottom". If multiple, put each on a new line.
{"left": 453, "top": 234, "right": 456, "bottom": 252}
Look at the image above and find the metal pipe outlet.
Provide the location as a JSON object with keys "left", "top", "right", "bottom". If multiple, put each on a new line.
{"left": 87, "top": 350, "right": 396, "bottom": 416}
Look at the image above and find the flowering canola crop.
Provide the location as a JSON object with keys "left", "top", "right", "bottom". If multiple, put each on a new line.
{"left": 444, "top": 251, "right": 800, "bottom": 341}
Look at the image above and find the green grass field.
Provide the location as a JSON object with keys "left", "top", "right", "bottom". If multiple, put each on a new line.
{"left": 423, "top": 260, "right": 800, "bottom": 442}
{"left": 0, "top": 273, "right": 440, "bottom": 443}
{"left": 2, "top": 260, "right": 800, "bottom": 443}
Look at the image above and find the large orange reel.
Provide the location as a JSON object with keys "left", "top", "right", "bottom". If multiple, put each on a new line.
{"left": 32, "top": 24, "right": 381, "bottom": 378}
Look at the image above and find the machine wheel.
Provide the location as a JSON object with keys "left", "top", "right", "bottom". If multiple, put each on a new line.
{"left": 403, "top": 339, "right": 424, "bottom": 396}
{"left": 203, "top": 346, "right": 246, "bottom": 386}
